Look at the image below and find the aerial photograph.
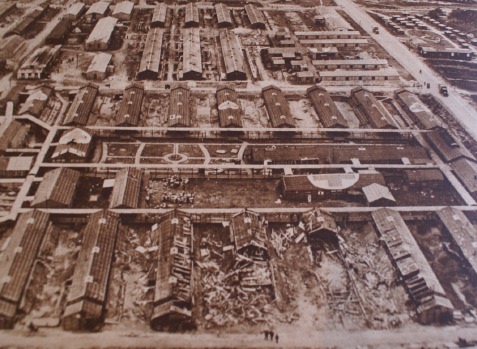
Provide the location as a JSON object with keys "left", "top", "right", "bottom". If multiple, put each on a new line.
{"left": 0, "top": 0, "right": 476, "bottom": 348}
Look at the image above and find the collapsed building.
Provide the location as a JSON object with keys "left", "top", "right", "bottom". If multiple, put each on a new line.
{"left": 181, "top": 29, "right": 202, "bottom": 80}
{"left": 136, "top": 29, "right": 164, "bottom": 80}
{"left": 262, "top": 86, "right": 296, "bottom": 128}
{"left": 115, "top": 84, "right": 144, "bottom": 127}
{"left": 219, "top": 30, "right": 246, "bottom": 80}
{"left": 63, "top": 84, "right": 98, "bottom": 126}
{"left": 216, "top": 87, "right": 243, "bottom": 128}
{"left": 30, "top": 168, "right": 81, "bottom": 208}
{"left": 0, "top": 210, "right": 50, "bottom": 329}
{"left": 151, "top": 211, "right": 194, "bottom": 332}
{"left": 63, "top": 210, "right": 120, "bottom": 331}
{"left": 307, "top": 86, "right": 348, "bottom": 128}
{"left": 372, "top": 208, "right": 454, "bottom": 324}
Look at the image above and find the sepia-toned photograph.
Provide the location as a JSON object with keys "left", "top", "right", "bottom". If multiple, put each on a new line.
{"left": 0, "top": 0, "right": 476, "bottom": 347}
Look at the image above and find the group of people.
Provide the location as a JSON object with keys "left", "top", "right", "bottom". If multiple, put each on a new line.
{"left": 263, "top": 330, "right": 279, "bottom": 343}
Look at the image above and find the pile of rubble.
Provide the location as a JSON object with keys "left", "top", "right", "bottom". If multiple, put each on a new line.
{"left": 161, "top": 191, "right": 194, "bottom": 205}
{"left": 164, "top": 175, "right": 189, "bottom": 189}
{"left": 200, "top": 259, "right": 274, "bottom": 327}
{"left": 198, "top": 217, "right": 275, "bottom": 328}
{"left": 270, "top": 224, "right": 305, "bottom": 259}
{"left": 146, "top": 176, "right": 194, "bottom": 208}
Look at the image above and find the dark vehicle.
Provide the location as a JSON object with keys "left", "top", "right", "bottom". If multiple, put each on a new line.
{"left": 439, "top": 84, "right": 448, "bottom": 96}
{"left": 373, "top": 26, "right": 379, "bottom": 34}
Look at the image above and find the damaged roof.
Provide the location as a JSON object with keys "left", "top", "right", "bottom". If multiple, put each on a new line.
{"left": 216, "top": 87, "right": 242, "bottom": 128}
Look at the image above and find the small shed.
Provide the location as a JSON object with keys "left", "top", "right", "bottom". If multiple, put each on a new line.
{"left": 362, "top": 183, "right": 396, "bottom": 206}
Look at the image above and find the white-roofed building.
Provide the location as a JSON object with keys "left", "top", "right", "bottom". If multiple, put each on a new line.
{"left": 85, "top": 1, "right": 110, "bottom": 22}
{"left": 85, "top": 16, "right": 118, "bottom": 51}
{"left": 112, "top": 1, "right": 134, "bottom": 21}
{"left": 86, "top": 52, "right": 112, "bottom": 80}
{"left": 63, "top": 2, "right": 86, "bottom": 21}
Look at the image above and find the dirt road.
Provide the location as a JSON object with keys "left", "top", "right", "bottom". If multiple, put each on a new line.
{"left": 1, "top": 324, "right": 477, "bottom": 348}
